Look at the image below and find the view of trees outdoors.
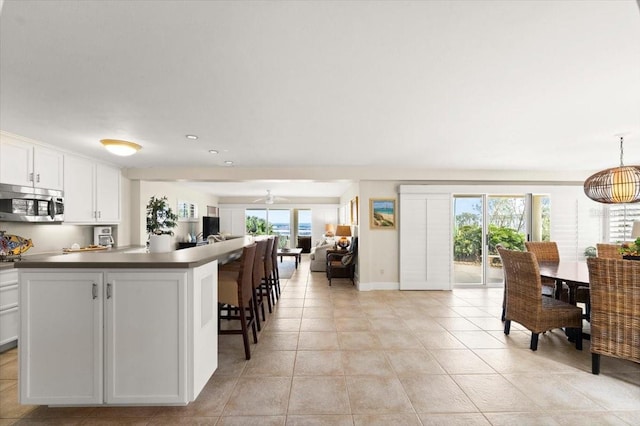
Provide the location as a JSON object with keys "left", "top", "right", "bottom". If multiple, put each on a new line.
{"left": 453, "top": 196, "right": 550, "bottom": 263}
{"left": 245, "top": 209, "right": 312, "bottom": 248}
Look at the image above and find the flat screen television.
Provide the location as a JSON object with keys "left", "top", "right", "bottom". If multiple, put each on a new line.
{"left": 202, "top": 216, "right": 220, "bottom": 239}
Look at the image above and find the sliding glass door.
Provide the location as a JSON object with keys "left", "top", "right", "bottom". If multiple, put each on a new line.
{"left": 245, "top": 208, "right": 292, "bottom": 248}
{"left": 453, "top": 196, "right": 484, "bottom": 284}
{"left": 453, "top": 193, "right": 549, "bottom": 286}
{"left": 486, "top": 195, "right": 527, "bottom": 284}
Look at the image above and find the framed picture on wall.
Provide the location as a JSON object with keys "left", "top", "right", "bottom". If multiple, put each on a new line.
{"left": 350, "top": 196, "right": 359, "bottom": 225}
{"left": 370, "top": 198, "right": 396, "bottom": 229}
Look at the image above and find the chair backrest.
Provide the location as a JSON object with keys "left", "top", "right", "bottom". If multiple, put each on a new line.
{"left": 524, "top": 241, "right": 559, "bottom": 263}
{"left": 237, "top": 243, "right": 257, "bottom": 304}
{"left": 252, "top": 239, "right": 268, "bottom": 290}
{"left": 498, "top": 248, "right": 543, "bottom": 318}
{"left": 587, "top": 257, "right": 640, "bottom": 363}
{"left": 271, "top": 235, "right": 280, "bottom": 265}
{"left": 596, "top": 243, "right": 623, "bottom": 259}
{"left": 263, "top": 237, "right": 274, "bottom": 275}
{"left": 350, "top": 237, "right": 358, "bottom": 255}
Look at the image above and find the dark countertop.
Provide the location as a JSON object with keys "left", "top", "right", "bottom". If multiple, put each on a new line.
{"left": 10, "top": 237, "right": 252, "bottom": 269}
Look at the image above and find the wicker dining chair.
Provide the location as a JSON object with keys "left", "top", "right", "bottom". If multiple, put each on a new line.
{"left": 586, "top": 257, "right": 640, "bottom": 375}
{"left": 524, "top": 242, "right": 566, "bottom": 299}
{"left": 525, "top": 241, "right": 591, "bottom": 320}
{"left": 596, "top": 243, "right": 623, "bottom": 260}
{"left": 498, "top": 248, "right": 582, "bottom": 351}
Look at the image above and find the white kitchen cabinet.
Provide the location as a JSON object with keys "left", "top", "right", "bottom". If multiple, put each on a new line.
{"left": 63, "top": 154, "right": 120, "bottom": 223}
{"left": 20, "top": 269, "right": 189, "bottom": 406}
{"left": 104, "top": 271, "right": 187, "bottom": 404}
{"left": 19, "top": 272, "right": 103, "bottom": 405}
{"left": 0, "top": 134, "right": 64, "bottom": 190}
{"left": 0, "top": 269, "right": 19, "bottom": 349}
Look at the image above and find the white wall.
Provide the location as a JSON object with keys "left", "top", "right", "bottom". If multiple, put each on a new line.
{"left": 356, "top": 181, "right": 399, "bottom": 290}
{"left": 133, "top": 181, "right": 220, "bottom": 246}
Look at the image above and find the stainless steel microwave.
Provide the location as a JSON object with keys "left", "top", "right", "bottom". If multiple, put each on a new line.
{"left": 0, "top": 183, "right": 64, "bottom": 222}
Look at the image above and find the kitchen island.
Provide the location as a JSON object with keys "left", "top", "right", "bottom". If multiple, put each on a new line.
{"left": 15, "top": 236, "right": 252, "bottom": 406}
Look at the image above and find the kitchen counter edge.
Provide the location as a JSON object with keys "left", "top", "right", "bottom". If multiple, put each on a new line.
{"left": 11, "top": 236, "right": 253, "bottom": 269}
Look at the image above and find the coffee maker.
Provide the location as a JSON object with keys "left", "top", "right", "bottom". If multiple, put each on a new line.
{"left": 94, "top": 226, "right": 115, "bottom": 247}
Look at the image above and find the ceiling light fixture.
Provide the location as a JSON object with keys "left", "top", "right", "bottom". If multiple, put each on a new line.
{"left": 224, "top": 160, "right": 234, "bottom": 166}
{"left": 186, "top": 134, "right": 198, "bottom": 140}
{"left": 584, "top": 136, "right": 640, "bottom": 204}
{"left": 100, "top": 139, "right": 142, "bottom": 156}
{"left": 208, "top": 149, "right": 219, "bottom": 155}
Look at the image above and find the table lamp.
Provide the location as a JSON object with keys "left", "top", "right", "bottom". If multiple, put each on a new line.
{"left": 335, "top": 225, "right": 352, "bottom": 250}
{"left": 324, "top": 224, "right": 335, "bottom": 238}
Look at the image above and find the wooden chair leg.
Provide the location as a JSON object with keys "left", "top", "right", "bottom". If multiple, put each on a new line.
{"left": 273, "top": 269, "right": 281, "bottom": 299}
{"left": 248, "top": 301, "right": 258, "bottom": 344}
{"left": 530, "top": 333, "right": 539, "bottom": 351}
{"left": 592, "top": 353, "right": 600, "bottom": 375}
{"left": 252, "top": 289, "right": 262, "bottom": 332}
{"left": 239, "top": 304, "right": 251, "bottom": 360}
{"left": 574, "top": 328, "right": 582, "bottom": 351}
{"left": 503, "top": 319, "right": 511, "bottom": 335}
{"left": 261, "top": 281, "right": 273, "bottom": 313}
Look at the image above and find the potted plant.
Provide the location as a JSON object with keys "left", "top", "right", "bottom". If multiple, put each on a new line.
{"left": 146, "top": 195, "right": 178, "bottom": 253}
{"left": 620, "top": 237, "right": 640, "bottom": 260}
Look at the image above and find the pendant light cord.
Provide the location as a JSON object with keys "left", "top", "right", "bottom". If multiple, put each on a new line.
{"left": 620, "top": 136, "right": 625, "bottom": 167}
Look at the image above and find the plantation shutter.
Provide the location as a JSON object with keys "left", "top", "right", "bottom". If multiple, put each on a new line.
{"left": 608, "top": 204, "right": 640, "bottom": 242}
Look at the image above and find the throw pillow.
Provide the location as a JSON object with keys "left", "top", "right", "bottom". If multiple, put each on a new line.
{"left": 341, "top": 253, "right": 353, "bottom": 265}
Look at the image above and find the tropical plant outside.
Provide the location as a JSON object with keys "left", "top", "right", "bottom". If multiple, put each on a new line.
{"left": 245, "top": 215, "right": 290, "bottom": 248}
{"left": 246, "top": 215, "right": 273, "bottom": 235}
{"left": 453, "top": 196, "right": 550, "bottom": 264}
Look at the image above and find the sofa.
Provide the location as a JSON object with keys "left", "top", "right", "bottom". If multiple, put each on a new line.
{"left": 310, "top": 243, "right": 334, "bottom": 272}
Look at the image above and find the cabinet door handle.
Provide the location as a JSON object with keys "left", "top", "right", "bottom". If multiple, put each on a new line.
{"left": 29, "top": 172, "right": 34, "bottom": 182}
{"left": 98, "top": 211, "right": 101, "bottom": 219}
{"left": 92, "top": 283, "right": 98, "bottom": 299}
{"left": 36, "top": 173, "right": 40, "bottom": 183}
{"left": 107, "top": 283, "right": 112, "bottom": 299}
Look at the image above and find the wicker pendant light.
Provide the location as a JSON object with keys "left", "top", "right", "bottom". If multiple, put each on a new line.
{"left": 584, "top": 136, "right": 640, "bottom": 204}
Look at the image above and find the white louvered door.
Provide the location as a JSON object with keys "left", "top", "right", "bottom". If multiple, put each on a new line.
{"left": 400, "top": 192, "right": 451, "bottom": 290}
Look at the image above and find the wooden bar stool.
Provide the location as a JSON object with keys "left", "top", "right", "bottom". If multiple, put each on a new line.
{"left": 218, "top": 243, "right": 257, "bottom": 360}
{"left": 252, "top": 239, "right": 268, "bottom": 328}
{"left": 260, "top": 238, "right": 276, "bottom": 313}
{"left": 270, "top": 235, "right": 281, "bottom": 299}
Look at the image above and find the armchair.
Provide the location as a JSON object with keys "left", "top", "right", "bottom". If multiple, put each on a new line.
{"left": 297, "top": 236, "right": 312, "bottom": 253}
{"left": 326, "top": 237, "right": 358, "bottom": 286}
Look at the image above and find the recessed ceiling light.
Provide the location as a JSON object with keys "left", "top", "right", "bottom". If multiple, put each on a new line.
{"left": 224, "top": 161, "right": 234, "bottom": 166}
{"left": 186, "top": 134, "right": 198, "bottom": 140}
{"left": 209, "top": 149, "right": 219, "bottom": 155}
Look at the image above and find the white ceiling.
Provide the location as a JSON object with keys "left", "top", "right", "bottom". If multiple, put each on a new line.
{"left": 1, "top": 1, "right": 639, "bottom": 198}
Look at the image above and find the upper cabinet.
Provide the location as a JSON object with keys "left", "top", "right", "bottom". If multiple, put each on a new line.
{"left": 64, "top": 154, "right": 120, "bottom": 224}
{"left": 0, "top": 134, "right": 64, "bottom": 190}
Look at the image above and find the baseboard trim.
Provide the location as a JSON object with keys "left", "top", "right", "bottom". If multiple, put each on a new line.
{"left": 357, "top": 281, "right": 399, "bottom": 291}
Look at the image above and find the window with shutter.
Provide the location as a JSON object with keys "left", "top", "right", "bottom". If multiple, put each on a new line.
{"left": 608, "top": 204, "right": 640, "bottom": 242}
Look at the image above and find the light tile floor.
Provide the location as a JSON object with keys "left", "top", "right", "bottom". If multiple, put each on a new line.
{"left": 1, "top": 255, "right": 639, "bottom": 425}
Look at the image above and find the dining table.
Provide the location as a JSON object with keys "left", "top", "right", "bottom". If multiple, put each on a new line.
{"left": 538, "top": 261, "right": 589, "bottom": 305}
